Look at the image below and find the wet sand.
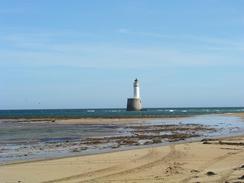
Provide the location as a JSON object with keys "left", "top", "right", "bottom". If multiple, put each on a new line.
{"left": 0, "top": 135, "right": 244, "bottom": 183}
{"left": 0, "top": 122, "right": 215, "bottom": 165}
{"left": 228, "top": 112, "right": 244, "bottom": 119}
{"left": 1, "top": 117, "right": 162, "bottom": 125}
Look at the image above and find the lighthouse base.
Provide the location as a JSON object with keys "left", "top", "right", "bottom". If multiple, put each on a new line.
{"left": 126, "top": 98, "right": 142, "bottom": 111}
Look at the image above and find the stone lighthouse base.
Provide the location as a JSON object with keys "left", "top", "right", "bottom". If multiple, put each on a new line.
{"left": 127, "top": 98, "right": 142, "bottom": 111}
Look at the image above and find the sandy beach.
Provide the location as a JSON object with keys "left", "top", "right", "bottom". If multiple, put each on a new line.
{"left": 0, "top": 135, "right": 244, "bottom": 183}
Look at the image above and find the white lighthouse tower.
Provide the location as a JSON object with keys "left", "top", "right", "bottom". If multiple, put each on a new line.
{"left": 127, "top": 78, "right": 142, "bottom": 111}
{"left": 133, "top": 79, "right": 140, "bottom": 99}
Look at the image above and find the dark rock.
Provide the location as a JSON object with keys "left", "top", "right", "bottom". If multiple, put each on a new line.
{"left": 206, "top": 171, "right": 216, "bottom": 176}
{"left": 72, "top": 148, "right": 79, "bottom": 152}
{"left": 238, "top": 175, "right": 244, "bottom": 180}
{"left": 80, "top": 146, "right": 88, "bottom": 150}
{"left": 201, "top": 138, "right": 208, "bottom": 142}
{"left": 152, "top": 138, "right": 162, "bottom": 144}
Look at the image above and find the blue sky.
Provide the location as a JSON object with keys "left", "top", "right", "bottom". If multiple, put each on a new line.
{"left": 1, "top": 0, "right": 244, "bottom": 109}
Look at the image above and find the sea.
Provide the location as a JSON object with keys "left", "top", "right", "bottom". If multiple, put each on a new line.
{"left": 1, "top": 107, "right": 244, "bottom": 119}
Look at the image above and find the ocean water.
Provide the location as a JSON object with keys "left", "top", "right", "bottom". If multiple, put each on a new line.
{"left": 0, "top": 107, "right": 244, "bottom": 118}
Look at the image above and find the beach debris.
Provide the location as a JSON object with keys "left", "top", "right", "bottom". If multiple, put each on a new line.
{"left": 80, "top": 146, "right": 88, "bottom": 150}
{"left": 165, "top": 162, "right": 184, "bottom": 175}
{"left": 206, "top": 171, "right": 216, "bottom": 176}
{"left": 233, "top": 165, "right": 244, "bottom": 171}
{"left": 220, "top": 147, "right": 241, "bottom": 150}
{"left": 71, "top": 148, "right": 80, "bottom": 152}
{"left": 202, "top": 140, "right": 244, "bottom": 146}
{"left": 119, "top": 138, "right": 138, "bottom": 145}
{"left": 111, "top": 143, "right": 120, "bottom": 149}
{"left": 201, "top": 138, "right": 219, "bottom": 142}
{"left": 238, "top": 175, "right": 244, "bottom": 180}
{"left": 55, "top": 143, "right": 62, "bottom": 147}
{"left": 71, "top": 146, "right": 88, "bottom": 152}
{"left": 190, "top": 169, "right": 200, "bottom": 173}
{"left": 152, "top": 137, "right": 162, "bottom": 144}
{"left": 138, "top": 139, "right": 153, "bottom": 145}
{"left": 218, "top": 141, "right": 244, "bottom": 146}
{"left": 154, "top": 176, "right": 160, "bottom": 179}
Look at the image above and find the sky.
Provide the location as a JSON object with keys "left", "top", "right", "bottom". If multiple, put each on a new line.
{"left": 1, "top": 0, "right": 244, "bottom": 109}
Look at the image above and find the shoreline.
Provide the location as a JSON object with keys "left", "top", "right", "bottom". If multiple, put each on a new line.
{"left": 1, "top": 113, "right": 244, "bottom": 166}
{"left": 0, "top": 115, "right": 192, "bottom": 125}
{"left": 0, "top": 122, "right": 217, "bottom": 165}
{"left": 1, "top": 133, "right": 244, "bottom": 167}
{"left": 0, "top": 115, "right": 189, "bottom": 124}
{"left": 1, "top": 135, "right": 244, "bottom": 183}
{"left": 0, "top": 113, "right": 244, "bottom": 182}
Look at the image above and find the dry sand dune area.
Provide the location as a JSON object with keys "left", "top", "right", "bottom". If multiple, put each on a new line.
{"left": 1, "top": 136, "right": 244, "bottom": 183}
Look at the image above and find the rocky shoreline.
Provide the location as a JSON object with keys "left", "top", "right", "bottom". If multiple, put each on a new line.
{"left": 1, "top": 114, "right": 244, "bottom": 165}
{"left": 0, "top": 123, "right": 216, "bottom": 165}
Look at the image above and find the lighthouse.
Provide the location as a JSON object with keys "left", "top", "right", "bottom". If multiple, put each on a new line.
{"left": 126, "top": 79, "right": 142, "bottom": 111}
{"left": 133, "top": 79, "right": 140, "bottom": 99}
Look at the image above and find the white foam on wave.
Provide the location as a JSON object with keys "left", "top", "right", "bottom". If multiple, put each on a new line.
{"left": 87, "top": 110, "right": 95, "bottom": 113}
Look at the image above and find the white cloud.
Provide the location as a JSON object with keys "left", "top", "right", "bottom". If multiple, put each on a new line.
{"left": 1, "top": 30, "right": 244, "bottom": 69}
{"left": 116, "top": 30, "right": 244, "bottom": 51}
{"left": 0, "top": 43, "right": 242, "bottom": 70}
